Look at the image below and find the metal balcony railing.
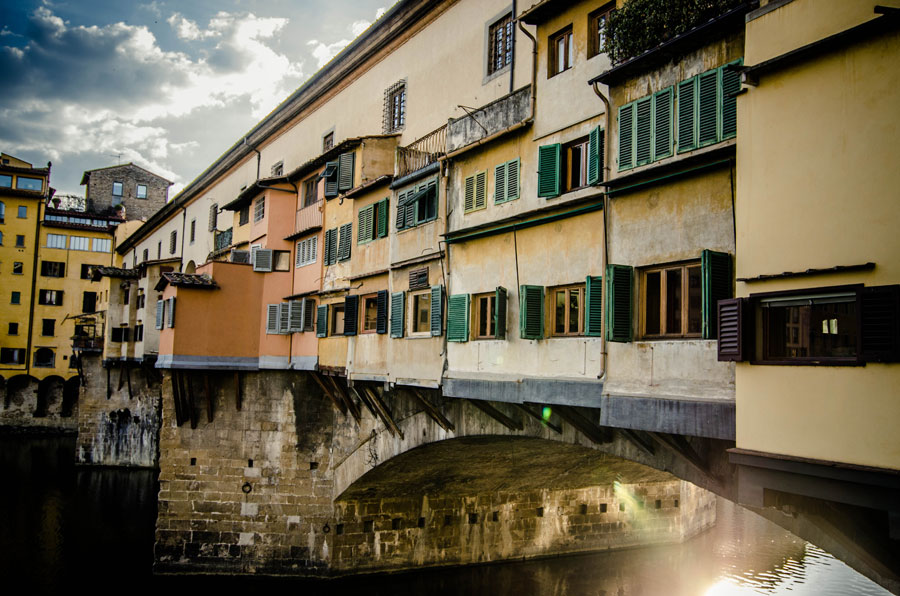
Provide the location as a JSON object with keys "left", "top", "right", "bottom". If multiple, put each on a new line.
{"left": 295, "top": 199, "right": 324, "bottom": 235}
{"left": 398, "top": 124, "right": 447, "bottom": 177}
{"left": 72, "top": 336, "right": 103, "bottom": 352}
{"left": 214, "top": 227, "right": 233, "bottom": 251}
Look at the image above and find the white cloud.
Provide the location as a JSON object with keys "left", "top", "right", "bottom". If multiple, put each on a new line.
{"left": 376, "top": 7, "right": 388, "bottom": 19}
{"left": 350, "top": 20, "right": 370, "bottom": 36}
{"left": 167, "top": 13, "right": 204, "bottom": 41}
{"left": 307, "top": 38, "right": 350, "bottom": 68}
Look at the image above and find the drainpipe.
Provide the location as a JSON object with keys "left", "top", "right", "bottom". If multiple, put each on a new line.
{"left": 509, "top": 0, "right": 517, "bottom": 95}
{"left": 592, "top": 82, "right": 612, "bottom": 384}
{"left": 180, "top": 206, "right": 187, "bottom": 271}
{"left": 517, "top": 18, "right": 537, "bottom": 121}
{"left": 243, "top": 137, "right": 261, "bottom": 181}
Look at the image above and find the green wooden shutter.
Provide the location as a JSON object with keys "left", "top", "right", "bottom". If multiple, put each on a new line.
{"left": 390, "top": 291, "right": 405, "bottom": 338}
{"left": 338, "top": 223, "right": 352, "bottom": 261}
{"left": 519, "top": 285, "right": 544, "bottom": 340}
{"left": 396, "top": 192, "right": 407, "bottom": 230}
{"left": 474, "top": 171, "right": 486, "bottom": 209}
{"left": 506, "top": 158, "right": 520, "bottom": 201}
{"left": 587, "top": 126, "right": 601, "bottom": 185}
{"left": 376, "top": 290, "right": 388, "bottom": 334}
{"left": 358, "top": 205, "right": 373, "bottom": 244}
{"left": 618, "top": 103, "right": 634, "bottom": 170}
{"left": 495, "top": 286, "right": 508, "bottom": 340}
{"left": 654, "top": 87, "right": 673, "bottom": 160}
{"left": 344, "top": 295, "right": 359, "bottom": 336}
{"left": 677, "top": 78, "right": 696, "bottom": 153}
{"left": 316, "top": 305, "right": 328, "bottom": 337}
{"left": 585, "top": 275, "right": 603, "bottom": 336}
{"left": 324, "top": 228, "right": 337, "bottom": 265}
{"left": 635, "top": 97, "right": 652, "bottom": 166}
{"left": 697, "top": 70, "right": 719, "bottom": 146}
{"left": 464, "top": 176, "right": 475, "bottom": 211}
{"left": 702, "top": 249, "right": 733, "bottom": 339}
{"left": 537, "top": 144, "right": 560, "bottom": 198}
{"left": 494, "top": 163, "right": 507, "bottom": 203}
{"left": 338, "top": 152, "right": 355, "bottom": 191}
{"left": 324, "top": 160, "right": 339, "bottom": 198}
{"left": 447, "top": 294, "right": 469, "bottom": 342}
{"left": 720, "top": 61, "right": 742, "bottom": 139}
{"left": 430, "top": 285, "right": 443, "bottom": 336}
{"left": 605, "top": 264, "right": 633, "bottom": 342}
{"left": 377, "top": 198, "right": 389, "bottom": 238}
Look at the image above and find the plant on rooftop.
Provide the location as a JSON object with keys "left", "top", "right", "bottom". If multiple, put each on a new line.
{"left": 603, "top": 0, "right": 746, "bottom": 65}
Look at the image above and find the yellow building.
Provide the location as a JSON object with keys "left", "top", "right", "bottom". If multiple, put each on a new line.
{"left": 727, "top": 0, "right": 900, "bottom": 507}
{"left": 0, "top": 153, "right": 50, "bottom": 378}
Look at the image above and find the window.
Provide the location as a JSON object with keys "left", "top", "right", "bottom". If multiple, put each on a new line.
{"left": 47, "top": 233, "right": 66, "bottom": 249}
{"left": 123, "top": 287, "right": 131, "bottom": 305}
{"left": 362, "top": 294, "right": 378, "bottom": 333}
{"left": 83, "top": 291, "right": 97, "bottom": 313}
{"left": 323, "top": 132, "right": 334, "bottom": 153}
{"left": 18, "top": 205, "right": 27, "bottom": 218}
{"left": 137, "top": 184, "right": 148, "bottom": 199}
{"left": 412, "top": 291, "right": 432, "bottom": 335}
{"left": 641, "top": 263, "right": 702, "bottom": 338}
{"left": 254, "top": 197, "right": 265, "bottom": 222}
{"left": 487, "top": 13, "right": 513, "bottom": 76}
{"left": 358, "top": 199, "right": 389, "bottom": 243}
{"left": 38, "top": 290, "right": 64, "bottom": 306}
{"left": 111, "top": 327, "right": 127, "bottom": 342}
{"left": 92, "top": 238, "right": 111, "bottom": 252}
{"left": 331, "top": 304, "right": 345, "bottom": 336}
{"left": 474, "top": 291, "right": 506, "bottom": 339}
{"left": 190, "top": 219, "right": 196, "bottom": 243}
{"left": 16, "top": 234, "right": 25, "bottom": 247}
{"left": 337, "top": 222, "right": 352, "bottom": 261}
{"left": 142, "top": 248, "right": 149, "bottom": 263}
{"left": 618, "top": 87, "right": 674, "bottom": 170}
{"left": 0, "top": 230, "right": 3, "bottom": 244}
{"left": 304, "top": 176, "right": 319, "bottom": 207}
{"left": 16, "top": 177, "right": 42, "bottom": 191}
{"left": 70, "top": 236, "right": 90, "bottom": 251}
{"left": 112, "top": 181, "right": 123, "bottom": 196}
{"left": 135, "top": 324, "right": 144, "bottom": 342}
{"left": 41, "top": 261, "right": 65, "bottom": 277}
{"left": 1, "top": 348, "right": 25, "bottom": 364}
{"left": 494, "top": 159, "right": 520, "bottom": 204}
{"left": 464, "top": 172, "right": 487, "bottom": 213}
{"left": 8, "top": 322, "right": 18, "bottom": 335}
{"left": 677, "top": 61, "right": 741, "bottom": 153}
{"left": 551, "top": 284, "right": 586, "bottom": 336}
{"left": 157, "top": 241, "right": 162, "bottom": 259}
{"left": 537, "top": 127, "right": 603, "bottom": 198}
{"left": 271, "top": 161, "right": 284, "bottom": 177}
{"left": 0, "top": 176, "right": 10, "bottom": 188}
{"left": 12, "top": 262, "right": 23, "bottom": 275}
{"left": 719, "top": 285, "right": 900, "bottom": 365}
{"left": 11, "top": 291, "right": 21, "bottom": 305}
{"left": 296, "top": 236, "right": 318, "bottom": 267}
{"left": 239, "top": 205, "right": 249, "bottom": 226}
{"left": 209, "top": 203, "right": 219, "bottom": 231}
{"left": 549, "top": 26, "right": 573, "bottom": 77}
{"left": 396, "top": 179, "right": 438, "bottom": 231}
{"left": 588, "top": 4, "right": 613, "bottom": 58}
{"left": 274, "top": 250, "right": 291, "bottom": 271}
{"left": 41, "top": 319, "right": 55, "bottom": 337}
{"left": 383, "top": 80, "right": 406, "bottom": 133}
{"left": 33, "top": 348, "right": 55, "bottom": 368}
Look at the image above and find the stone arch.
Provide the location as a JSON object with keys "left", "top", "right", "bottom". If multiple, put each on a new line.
{"left": 2, "top": 374, "right": 39, "bottom": 422}
{"left": 184, "top": 260, "right": 196, "bottom": 274}
{"left": 36, "top": 375, "right": 66, "bottom": 418}
{"left": 62, "top": 376, "right": 81, "bottom": 418}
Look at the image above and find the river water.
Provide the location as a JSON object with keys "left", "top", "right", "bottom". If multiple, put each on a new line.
{"left": 0, "top": 434, "right": 890, "bottom": 596}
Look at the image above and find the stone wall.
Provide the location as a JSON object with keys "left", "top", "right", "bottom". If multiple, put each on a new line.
{"left": 0, "top": 374, "right": 78, "bottom": 431}
{"left": 84, "top": 164, "right": 169, "bottom": 221}
{"left": 75, "top": 355, "right": 160, "bottom": 467}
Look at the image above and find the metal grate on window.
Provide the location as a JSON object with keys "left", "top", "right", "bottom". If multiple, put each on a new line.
{"left": 383, "top": 80, "right": 406, "bottom": 133}
{"left": 488, "top": 14, "right": 513, "bottom": 75}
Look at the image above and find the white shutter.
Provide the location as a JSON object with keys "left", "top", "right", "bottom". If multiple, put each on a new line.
{"left": 279, "top": 301, "right": 290, "bottom": 334}
{"left": 266, "top": 304, "right": 280, "bottom": 334}
{"left": 289, "top": 300, "right": 304, "bottom": 332}
{"left": 166, "top": 297, "right": 176, "bottom": 328}
{"left": 155, "top": 300, "right": 165, "bottom": 329}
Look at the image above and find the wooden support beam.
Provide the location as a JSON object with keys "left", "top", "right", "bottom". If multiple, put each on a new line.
{"left": 311, "top": 371, "right": 346, "bottom": 414}
{"left": 234, "top": 372, "right": 242, "bottom": 411}
{"left": 554, "top": 405, "right": 613, "bottom": 444}
{"left": 204, "top": 374, "right": 214, "bottom": 424}
{"left": 363, "top": 386, "right": 404, "bottom": 439}
{"left": 467, "top": 399, "right": 523, "bottom": 431}
{"left": 125, "top": 365, "right": 133, "bottom": 400}
{"left": 618, "top": 428, "right": 656, "bottom": 456}
{"left": 185, "top": 372, "right": 198, "bottom": 429}
{"left": 117, "top": 365, "right": 126, "bottom": 391}
{"left": 649, "top": 432, "right": 712, "bottom": 481}
{"left": 515, "top": 403, "right": 562, "bottom": 434}
{"left": 171, "top": 371, "right": 184, "bottom": 426}
{"left": 349, "top": 385, "right": 378, "bottom": 419}
{"left": 328, "top": 375, "right": 360, "bottom": 423}
{"left": 106, "top": 366, "right": 111, "bottom": 400}
{"left": 411, "top": 388, "right": 455, "bottom": 432}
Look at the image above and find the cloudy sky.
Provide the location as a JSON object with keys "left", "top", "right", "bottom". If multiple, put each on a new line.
{"left": 1, "top": 0, "right": 393, "bottom": 198}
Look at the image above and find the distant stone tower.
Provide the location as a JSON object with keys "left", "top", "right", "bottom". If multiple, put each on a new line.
{"left": 80, "top": 163, "right": 171, "bottom": 220}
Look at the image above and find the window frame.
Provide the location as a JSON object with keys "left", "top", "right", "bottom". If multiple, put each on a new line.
{"left": 296, "top": 236, "right": 318, "bottom": 268}
{"left": 16, "top": 176, "right": 42, "bottom": 191}
{"left": 330, "top": 303, "right": 346, "bottom": 336}
{"left": 303, "top": 176, "right": 319, "bottom": 208}
{"left": 41, "top": 318, "right": 55, "bottom": 337}
{"left": 38, "top": 290, "right": 64, "bottom": 306}
{"left": 550, "top": 284, "right": 586, "bottom": 337}
{"left": 383, "top": 80, "right": 407, "bottom": 134}
{"left": 640, "top": 261, "right": 703, "bottom": 339}
{"left": 8, "top": 322, "right": 18, "bottom": 335}
{"left": 561, "top": 136, "right": 590, "bottom": 192}
{"left": 588, "top": 3, "right": 614, "bottom": 59}
{"left": 17, "top": 205, "right": 27, "bottom": 218}
{"left": 323, "top": 131, "right": 334, "bottom": 153}
{"left": 473, "top": 292, "right": 498, "bottom": 339}
{"left": 12, "top": 261, "right": 23, "bottom": 275}
{"left": 409, "top": 289, "right": 432, "bottom": 336}
{"left": 549, "top": 25, "right": 574, "bottom": 78}
{"left": 253, "top": 196, "right": 265, "bottom": 223}
{"left": 486, "top": 12, "right": 514, "bottom": 78}
{"left": 16, "top": 235, "right": 25, "bottom": 248}
{"left": 41, "top": 261, "right": 66, "bottom": 278}
{"left": 112, "top": 181, "right": 123, "bottom": 197}
{"left": 361, "top": 293, "right": 379, "bottom": 334}
{"left": 136, "top": 184, "right": 148, "bottom": 199}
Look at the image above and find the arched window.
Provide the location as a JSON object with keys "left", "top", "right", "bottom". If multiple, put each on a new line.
{"left": 34, "top": 348, "right": 55, "bottom": 368}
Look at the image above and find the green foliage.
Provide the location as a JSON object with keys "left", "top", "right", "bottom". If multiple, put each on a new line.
{"left": 604, "top": 0, "right": 745, "bottom": 65}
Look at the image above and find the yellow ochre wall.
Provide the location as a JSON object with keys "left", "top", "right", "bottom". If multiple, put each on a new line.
{"left": 735, "top": 0, "right": 900, "bottom": 469}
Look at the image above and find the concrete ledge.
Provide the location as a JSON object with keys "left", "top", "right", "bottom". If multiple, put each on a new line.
{"left": 443, "top": 375, "right": 603, "bottom": 408}
{"left": 156, "top": 354, "right": 258, "bottom": 371}
{"left": 289, "top": 356, "right": 318, "bottom": 371}
{"left": 258, "top": 356, "right": 291, "bottom": 370}
{"left": 600, "top": 394, "right": 735, "bottom": 440}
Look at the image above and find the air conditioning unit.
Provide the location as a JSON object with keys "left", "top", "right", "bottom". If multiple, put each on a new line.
{"left": 230, "top": 250, "right": 251, "bottom": 264}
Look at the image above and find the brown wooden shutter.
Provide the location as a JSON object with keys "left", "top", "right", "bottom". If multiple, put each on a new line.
{"left": 860, "top": 285, "right": 900, "bottom": 362}
{"left": 717, "top": 297, "right": 751, "bottom": 362}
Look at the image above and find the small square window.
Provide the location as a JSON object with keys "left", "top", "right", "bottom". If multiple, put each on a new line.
{"left": 551, "top": 284, "right": 585, "bottom": 336}
{"left": 0, "top": 175, "right": 11, "bottom": 188}
{"left": 11, "top": 291, "right": 21, "bottom": 305}
{"left": 136, "top": 184, "right": 148, "bottom": 199}
{"left": 8, "top": 322, "right": 18, "bottom": 335}
{"left": 273, "top": 250, "right": 291, "bottom": 271}
{"left": 18, "top": 205, "right": 27, "bottom": 218}
{"left": 323, "top": 132, "right": 334, "bottom": 153}
{"left": 41, "top": 319, "right": 55, "bottom": 337}
{"left": 16, "top": 235, "right": 25, "bottom": 248}
{"left": 112, "top": 181, "right": 123, "bottom": 196}
{"left": 12, "top": 262, "right": 23, "bottom": 275}
{"left": 271, "top": 161, "right": 284, "bottom": 177}
{"left": 549, "top": 26, "right": 573, "bottom": 77}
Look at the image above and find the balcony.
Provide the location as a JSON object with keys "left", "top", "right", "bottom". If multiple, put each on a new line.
{"left": 398, "top": 124, "right": 446, "bottom": 177}
{"left": 73, "top": 336, "right": 103, "bottom": 352}
{"left": 214, "top": 227, "right": 233, "bottom": 251}
{"left": 447, "top": 86, "right": 531, "bottom": 153}
{"left": 295, "top": 199, "right": 324, "bottom": 235}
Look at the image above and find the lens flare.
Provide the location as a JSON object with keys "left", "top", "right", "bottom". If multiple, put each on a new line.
{"left": 541, "top": 406, "right": 552, "bottom": 421}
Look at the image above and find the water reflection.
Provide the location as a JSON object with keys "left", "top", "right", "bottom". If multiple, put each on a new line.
{"left": 0, "top": 434, "right": 890, "bottom": 595}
